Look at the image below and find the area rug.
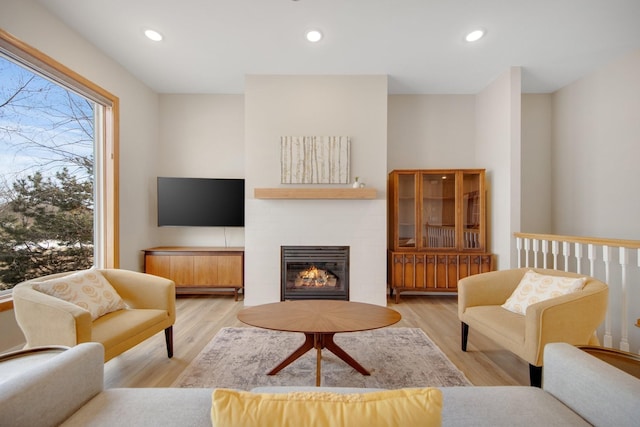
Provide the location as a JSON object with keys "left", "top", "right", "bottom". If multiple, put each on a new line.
{"left": 172, "top": 327, "right": 471, "bottom": 390}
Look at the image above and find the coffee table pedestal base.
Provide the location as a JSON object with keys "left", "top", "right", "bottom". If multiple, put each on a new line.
{"left": 267, "top": 332, "right": 370, "bottom": 386}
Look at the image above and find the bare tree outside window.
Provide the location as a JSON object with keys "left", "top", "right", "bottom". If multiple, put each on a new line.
{"left": 0, "top": 56, "right": 95, "bottom": 290}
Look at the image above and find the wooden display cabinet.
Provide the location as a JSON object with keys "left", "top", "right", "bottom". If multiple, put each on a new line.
{"left": 143, "top": 247, "right": 244, "bottom": 300}
{"left": 388, "top": 169, "right": 493, "bottom": 302}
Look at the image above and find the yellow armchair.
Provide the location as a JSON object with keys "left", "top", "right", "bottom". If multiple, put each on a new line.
{"left": 458, "top": 268, "right": 608, "bottom": 386}
{"left": 12, "top": 269, "right": 176, "bottom": 362}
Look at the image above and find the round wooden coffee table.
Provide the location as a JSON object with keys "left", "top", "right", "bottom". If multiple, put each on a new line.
{"left": 238, "top": 300, "right": 401, "bottom": 386}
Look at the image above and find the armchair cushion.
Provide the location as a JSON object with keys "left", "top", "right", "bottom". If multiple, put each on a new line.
{"left": 501, "top": 270, "right": 586, "bottom": 315}
{"left": 33, "top": 270, "right": 126, "bottom": 321}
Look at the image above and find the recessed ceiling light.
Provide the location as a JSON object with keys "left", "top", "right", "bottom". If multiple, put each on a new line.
{"left": 306, "top": 30, "right": 323, "bottom": 43}
{"left": 465, "top": 29, "right": 485, "bottom": 42}
{"left": 144, "top": 29, "right": 163, "bottom": 42}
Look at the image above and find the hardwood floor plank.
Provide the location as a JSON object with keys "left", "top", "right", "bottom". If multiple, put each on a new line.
{"left": 104, "top": 295, "right": 529, "bottom": 388}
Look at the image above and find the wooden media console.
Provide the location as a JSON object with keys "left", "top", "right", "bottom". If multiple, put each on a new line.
{"left": 143, "top": 247, "right": 244, "bottom": 300}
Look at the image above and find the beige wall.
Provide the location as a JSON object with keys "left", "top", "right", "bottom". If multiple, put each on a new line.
{"left": 551, "top": 49, "right": 640, "bottom": 351}
{"left": 551, "top": 49, "right": 640, "bottom": 239}
{"left": 155, "top": 94, "right": 245, "bottom": 247}
{"left": 475, "top": 67, "right": 522, "bottom": 269}
{"left": 521, "top": 94, "right": 552, "bottom": 233}
{"left": 387, "top": 95, "right": 476, "bottom": 171}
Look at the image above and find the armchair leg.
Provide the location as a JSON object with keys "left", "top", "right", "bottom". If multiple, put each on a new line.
{"left": 529, "top": 364, "right": 542, "bottom": 388}
{"left": 165, "top": 326, "right": 174, "bottom": 358}
{"left": 461, "top": 322, "right": 469, "bottom": 351}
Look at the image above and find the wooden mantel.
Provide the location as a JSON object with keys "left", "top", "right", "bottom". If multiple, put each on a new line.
{"left": 254, "top": 187, "right": 377, "bottom": 199}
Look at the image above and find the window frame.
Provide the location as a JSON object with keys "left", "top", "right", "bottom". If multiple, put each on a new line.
{"left": 0, "top": 29, "right": 119, "bottom": 310}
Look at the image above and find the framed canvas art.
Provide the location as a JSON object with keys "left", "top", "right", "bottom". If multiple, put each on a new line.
{"left": 281, "top": 136, "right": 350, "bottom": 184}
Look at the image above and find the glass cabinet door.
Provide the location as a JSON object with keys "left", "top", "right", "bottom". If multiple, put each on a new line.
{"left": 421, "top": 172, "right": 456, "bottom": 249}
{"left": 462, "top": 172, "right": 482, "bottom": 249}
{"left": 397, "top": 173, "right": 416, "bottom": 248}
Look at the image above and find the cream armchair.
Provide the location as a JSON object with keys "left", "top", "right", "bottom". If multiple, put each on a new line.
{"left": 12, "top": 269, "right": 176, "bottom": 362}
{"left": 458, "top": 268, "right": 608, "bottom": 387}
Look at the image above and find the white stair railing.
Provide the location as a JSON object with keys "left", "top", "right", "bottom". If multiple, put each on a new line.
{"left": 514, "top": 232, "right": 640, "bottom": 354}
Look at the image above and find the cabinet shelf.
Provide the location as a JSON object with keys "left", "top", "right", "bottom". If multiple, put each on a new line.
{"left": 423, "top": 196, "right": 455, "bottom": 201}
{"left": 254, "top": 188, "right": 376, "bottom": 199}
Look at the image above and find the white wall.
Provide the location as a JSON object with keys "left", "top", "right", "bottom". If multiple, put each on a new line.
{"left": 155, "top": 94, "right": 245, "bottom": 247}
{"left": 244, "top": 75, "right": 388, "bottom": 306}
{"left": 387, "top": 95, "right": 476, "bottom": 170}
{"left": 551, "top": 49, "right": 640, "bottom": 239}
{"left": 475, "top": 67, "right": 522, "bottom": 269}
{"left": 521, "top": 94, "right": 552, "bottom": 233}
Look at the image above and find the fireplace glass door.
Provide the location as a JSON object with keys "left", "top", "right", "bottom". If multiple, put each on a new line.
{"left": 281, "top": 246, "right": 349, "bottom": 300}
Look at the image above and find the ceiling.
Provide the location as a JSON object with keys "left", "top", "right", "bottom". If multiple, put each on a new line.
{"left": 35, "top": 0, "right": 640, "bottom": 94}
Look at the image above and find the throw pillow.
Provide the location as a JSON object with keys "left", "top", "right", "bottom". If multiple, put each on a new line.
{"left": 33, "top": 270, "right": 126, "bottom": 320}
{"left": 211, "top": 388, "right": 442, "bottom": 427}
{"left": 501, "top": 270, "right": 587, "bottom": 315}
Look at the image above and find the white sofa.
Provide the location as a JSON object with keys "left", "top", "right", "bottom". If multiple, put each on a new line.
{"left": 0, "top": 342, "right": 638, "bottom": 426}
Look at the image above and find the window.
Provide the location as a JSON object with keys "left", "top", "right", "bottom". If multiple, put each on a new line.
{"left": 0, "top": 29, "right": 118, "bottom": 299}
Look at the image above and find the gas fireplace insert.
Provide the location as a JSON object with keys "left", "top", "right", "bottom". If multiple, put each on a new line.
{"left": 281, "top": 246, "right": 349, "bottom": 301}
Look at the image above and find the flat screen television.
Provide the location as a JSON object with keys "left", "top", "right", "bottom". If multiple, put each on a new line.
{"left": 157, "top": 177, "right": 244, "bottom": 227}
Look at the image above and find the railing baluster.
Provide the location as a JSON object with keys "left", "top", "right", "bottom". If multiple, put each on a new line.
{"left": 542, "top": 240, "right": 549, "bottom": 269}
{"left": 603, "top": 245, "right": 613, "bottom": 348}
{"left": 533, "top": 239, "right": 540, "bottom": 268}
{"left": 552, "top": 241, "right": 559, "bottom": 270}
{"left": 574, "top": 243, "right": 583, "bottom": 274}
{"left": 588, "top": 244, "right": 596, "bottom": 277}
{"left": 619, "top": 247, "right": 629, "bottom": 352}
{"left": 563, "top": 241, "right": 570, "bottom": 272}
{"left": 516, "top": 237, "right": 523, "bottom": 268}
{"left": 524, "top": 238, "right": 531, "bottom": 268}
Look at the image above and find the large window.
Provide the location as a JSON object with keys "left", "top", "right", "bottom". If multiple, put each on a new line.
{"left": 0, "top": 30, "right": 118, "bottom": 296}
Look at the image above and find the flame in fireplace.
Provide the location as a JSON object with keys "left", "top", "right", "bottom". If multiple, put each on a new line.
{"left": 295, "top": 265, "right": 337, "bottom": 287}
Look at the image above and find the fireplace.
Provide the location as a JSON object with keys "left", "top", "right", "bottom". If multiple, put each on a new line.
{"left": 281, "top": 246, "right": 349, "bottom": 300}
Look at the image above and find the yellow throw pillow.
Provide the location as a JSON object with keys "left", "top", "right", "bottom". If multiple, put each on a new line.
{"left": 501, "top": 270, "right": 586, "bottom": 315}
{"left": 211, "top": 388, "right": 442, "bottom": 427}
{"left": 33, "top": 270, "right": 126, "bottom": 320}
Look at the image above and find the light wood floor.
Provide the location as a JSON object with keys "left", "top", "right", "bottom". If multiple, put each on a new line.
{"left": 104, "top": 295, "right": 529, "bottom": 389}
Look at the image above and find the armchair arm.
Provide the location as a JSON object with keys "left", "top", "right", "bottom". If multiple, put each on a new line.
{"left": 525, "top": 283, "right": 608, "bottom": 365}
{"left": 99, "top": 269, "right": 175, "bottom": 319}
{"left": 12, "top": 284, "right": 92, "bottom": 347}
{"left": 458, "top": 268, "right": 528, "bottom": 319}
